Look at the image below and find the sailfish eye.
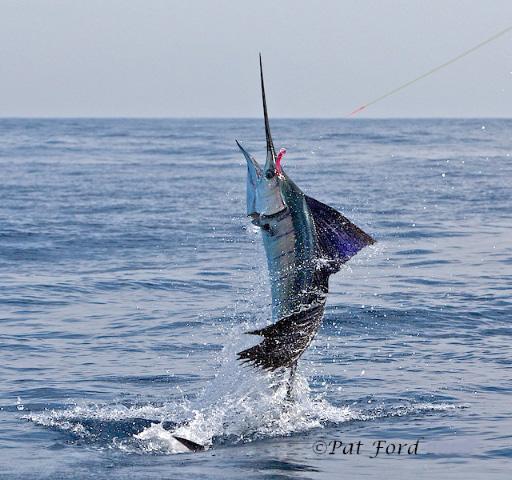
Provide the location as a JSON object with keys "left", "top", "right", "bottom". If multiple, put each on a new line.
{"left": 265, "top": 170, "right": 276, "bottom": 179}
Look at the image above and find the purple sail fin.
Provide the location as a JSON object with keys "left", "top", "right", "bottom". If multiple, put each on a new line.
{"left": 305, "top": 195, "right": 375, "bottom": 273}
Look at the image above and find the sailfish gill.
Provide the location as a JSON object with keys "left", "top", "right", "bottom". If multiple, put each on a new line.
{"left": 236, "top": 55, "right": 375, "bottom": 372}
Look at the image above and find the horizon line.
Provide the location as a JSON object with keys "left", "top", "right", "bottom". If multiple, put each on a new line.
{"left": 0, "top": 115, "right": 511, "bottom": 120}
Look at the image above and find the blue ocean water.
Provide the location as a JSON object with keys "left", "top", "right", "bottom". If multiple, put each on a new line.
{"left": 0, "top": 118, "right": 511, "bottom": 479}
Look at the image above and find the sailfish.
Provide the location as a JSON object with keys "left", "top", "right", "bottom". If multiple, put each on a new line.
{"left": 152, "top": 57, "right": 375, "bottom": 453}
{"left": 236, "top": 56, "right": 375, "bottom": 380}
{"left": 114, "top": 57, "right": 376, "bottom": 455}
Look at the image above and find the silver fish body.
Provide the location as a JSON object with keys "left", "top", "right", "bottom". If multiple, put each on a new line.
{"left": 260, "top": 178, "right": 320, "bottom": 320}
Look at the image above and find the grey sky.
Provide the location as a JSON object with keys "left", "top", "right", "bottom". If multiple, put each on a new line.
{"left": 1, "top": 0, "right": 511, "bottom": 117}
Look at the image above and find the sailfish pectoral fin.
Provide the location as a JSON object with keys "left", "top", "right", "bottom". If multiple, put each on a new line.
{"left": 236, "top": 140, "right": 262, "bottom": 175}
{"left": 236, "top": 140, "right": 262, "bottom": 217}
{"left": 237, "top": 303, "right": 325, "bottom": 371}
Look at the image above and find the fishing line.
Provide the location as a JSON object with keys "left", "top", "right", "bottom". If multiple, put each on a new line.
{"left": 348, "top": 24, "right": 512, "bottom": 116}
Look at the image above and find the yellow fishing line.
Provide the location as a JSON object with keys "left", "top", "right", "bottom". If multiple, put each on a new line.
{"left": 349, "top": 25, "right": 512, "bottom": 116}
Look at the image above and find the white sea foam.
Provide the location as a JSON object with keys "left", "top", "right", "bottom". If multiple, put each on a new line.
{"left": 26, "top": 346, "right": 464, "bottom": 455}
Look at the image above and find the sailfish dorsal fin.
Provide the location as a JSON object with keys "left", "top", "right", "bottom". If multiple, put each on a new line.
{"left": 305, "top": 196, "right": 375, "bottom": 273}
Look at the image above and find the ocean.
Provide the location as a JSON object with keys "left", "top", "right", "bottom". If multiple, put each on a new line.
{"left": 0, "top": 118, "right": 511, "bottom": 479}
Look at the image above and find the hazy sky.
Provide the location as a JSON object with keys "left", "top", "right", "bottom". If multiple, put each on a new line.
{"left": 1, "top": 0, "right": 511, "bottom": 117}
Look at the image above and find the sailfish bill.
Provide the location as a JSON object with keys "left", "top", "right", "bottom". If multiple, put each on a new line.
{"left": 236, "top": 56, "right": 375, "bottom": 372}
{"left": 260, "top": 53, "right": 276, "bottom": 165}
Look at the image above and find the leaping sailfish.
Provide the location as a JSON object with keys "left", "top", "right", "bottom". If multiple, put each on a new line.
{"left": 236, "top": 56, "right": 375, "bottom": 381}
{"left": 135, "top": 57, "right": 376, "bottom": 454}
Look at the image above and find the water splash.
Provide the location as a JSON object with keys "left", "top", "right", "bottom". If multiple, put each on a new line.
{"left": 25, "top": 348, "right": 464, "bottom": 455}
